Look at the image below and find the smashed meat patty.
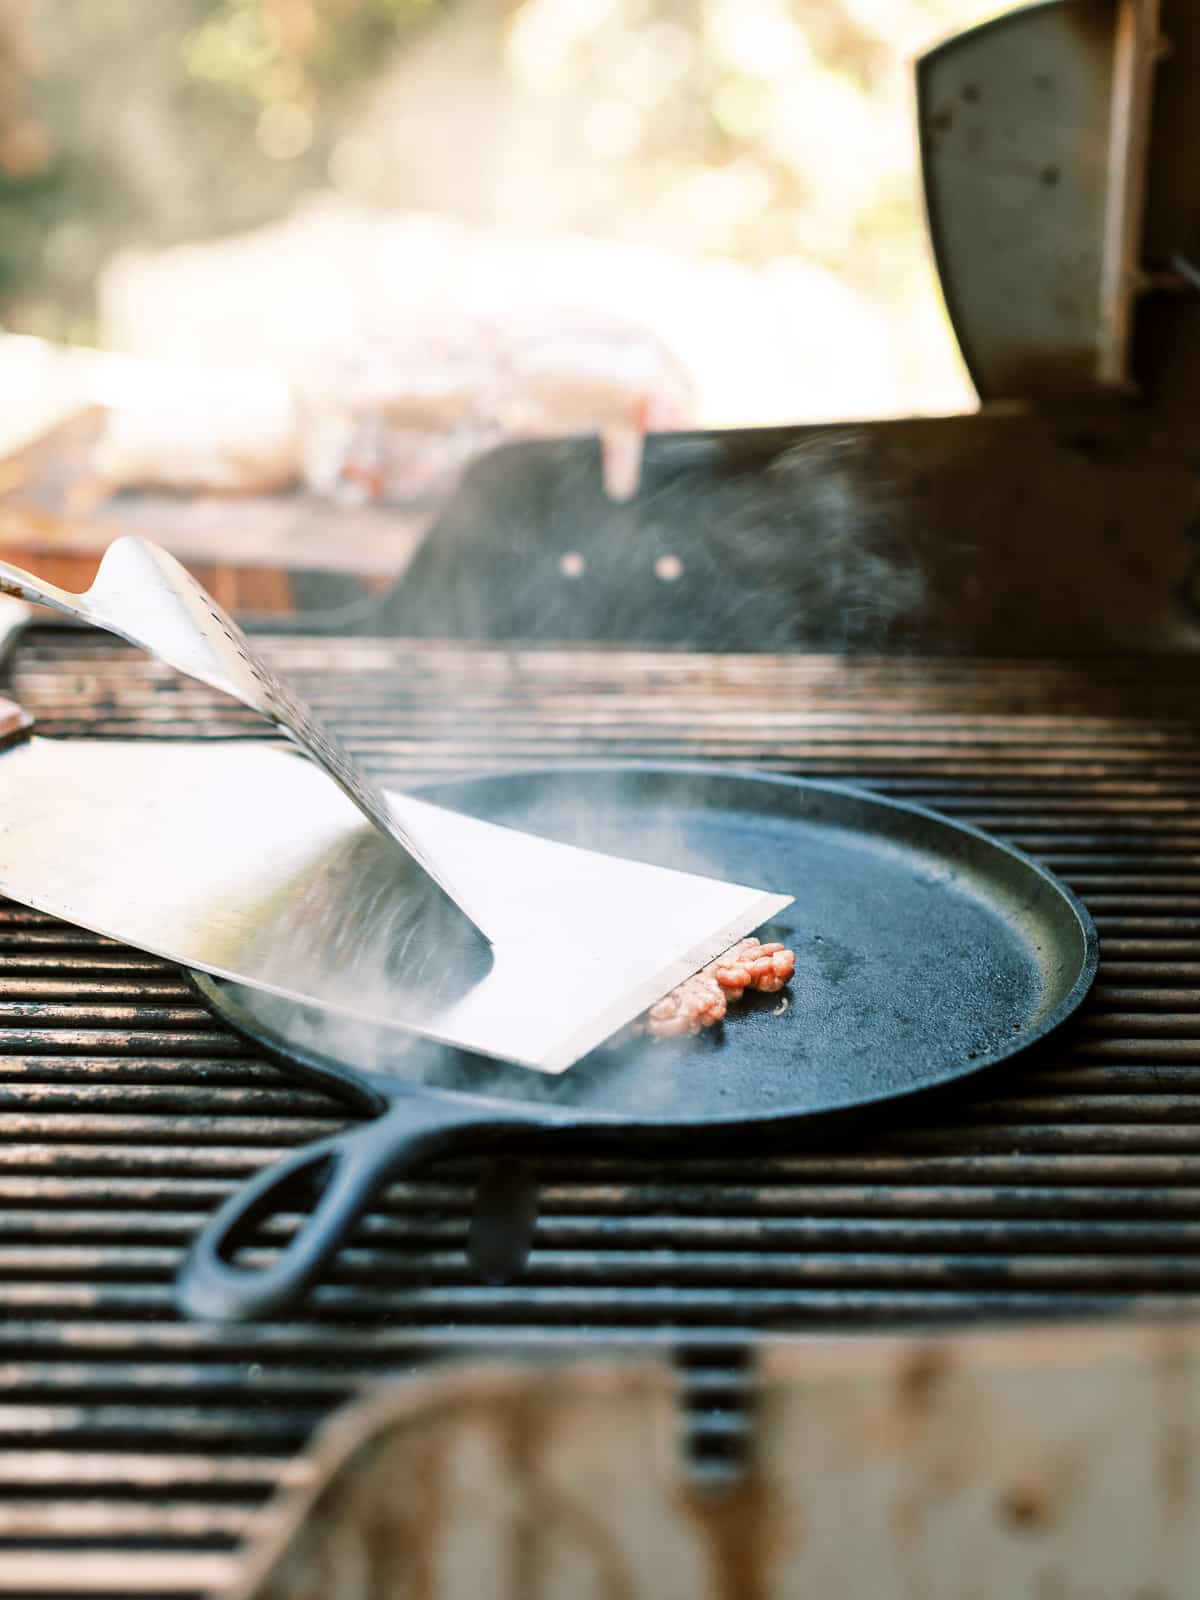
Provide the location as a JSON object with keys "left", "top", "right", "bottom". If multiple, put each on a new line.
{"left": 639, "top": 938, "right": 796, "bottom": 1040}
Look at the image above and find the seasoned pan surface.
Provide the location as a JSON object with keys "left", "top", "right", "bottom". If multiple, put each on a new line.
{"left": 193, "top": 765, "right": 1097, "bottom": 1124}
{"left": 183, "top": 766, "right": 1097, "bottom": 1321}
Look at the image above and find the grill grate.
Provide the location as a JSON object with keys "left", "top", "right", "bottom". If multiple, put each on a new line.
{"left": 4, "top": 631, "right": 1200, "bottom": 1595}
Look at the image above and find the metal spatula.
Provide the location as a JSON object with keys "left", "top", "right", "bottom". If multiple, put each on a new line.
{"left": 0, "top": 537, "right": 487, "bottom": 933}
{"left": 0, "top": 545, "right": 791, "bottom": 1072}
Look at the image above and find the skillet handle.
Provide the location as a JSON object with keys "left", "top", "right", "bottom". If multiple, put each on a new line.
{"left": 177, "top": 1095, "right": 528, "bottom": 1323}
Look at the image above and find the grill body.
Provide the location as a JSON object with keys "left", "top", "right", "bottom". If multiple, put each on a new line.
{"left": 4, "top": 630, "right": 1200, "bottom": 1594}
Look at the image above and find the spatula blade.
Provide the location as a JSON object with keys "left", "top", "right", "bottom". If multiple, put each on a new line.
{"left": 0, "top": 737, "right": 792, "bottom": 1072}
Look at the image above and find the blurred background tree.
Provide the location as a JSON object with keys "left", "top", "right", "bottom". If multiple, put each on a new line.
{"left": 0, "top": 0, "right": 446, "bottom": 338}
{"left": 0, "top": 0, "right": 1002, "bottom": 346}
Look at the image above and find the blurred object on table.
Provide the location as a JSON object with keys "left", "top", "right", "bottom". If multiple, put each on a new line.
{"left": 84, "top": 302, "right": 693, "bottom": 507}
{"left": 23, "top": 296, "right": 693, "bottom": 509}
{"left": 0, "top": 409, "right": 413, "bottom": 621}
{"left": 297, "top": 304, "right": 693, "bottom": 506}
{"left": 0, "top": 292, "right": 693, "bottom": 619}
{"left": 92, "top": 362, "right": 299, "bottom": 495}
{"left": 98, "top": 201, "right": 967, "bottom": 433}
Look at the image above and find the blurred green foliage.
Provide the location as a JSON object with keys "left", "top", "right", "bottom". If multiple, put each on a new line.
{"left": 183, "top": 0, "right": 437, "bottom": 101}
{"left": 0, "top": 0, "right": 442, "bottom": 338}
{"left": 0, "top": 0, "right": 1000, "bottom": 348}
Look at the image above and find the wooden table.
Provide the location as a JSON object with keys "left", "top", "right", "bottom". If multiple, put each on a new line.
{"left": 0, "top": 410, "right": 426, "bottom": 616}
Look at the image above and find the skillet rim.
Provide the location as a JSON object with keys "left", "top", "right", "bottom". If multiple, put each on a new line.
{"left": 187, "top": 761, "right": 1100, "bottom": 1131}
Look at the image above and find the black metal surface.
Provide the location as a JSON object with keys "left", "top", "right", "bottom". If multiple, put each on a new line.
{"left": 179, "top": 766, "right": 1096, "bottom": 1322}
{"left": 368, "top": 433, "right": 926, "bottom": 650}
{"left": 322, "top": 414, "right": 1200, "bottom": 656}
{"left": 2, "top": 628, "right": 1200, "bottom": 1597}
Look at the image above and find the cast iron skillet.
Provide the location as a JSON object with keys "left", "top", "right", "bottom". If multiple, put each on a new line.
{"left": 178, "top": 764, "right": 1098, "bottom": 1323}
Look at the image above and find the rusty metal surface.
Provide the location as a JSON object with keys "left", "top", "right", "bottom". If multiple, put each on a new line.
{"left": 233, "top": 1330, "right": 1200, "bottom": 1600}
{"left": 4, "top": 631, "right": 1200, "bottom": 1593}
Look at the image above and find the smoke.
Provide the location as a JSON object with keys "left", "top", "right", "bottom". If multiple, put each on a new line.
{"left": 232, "top": 426, "right": 920, "bottom": 1088}
{"left": 375, "top": 427, "right": 926, "bottom": 652}
{"left": 221, "top": 950, "right": 755, "bottom": 1116}
{"left": 219, "top": 765, "right": 799, "bottom": 1113}
{"left": 233, "top": 976, "right": 644, "bottom": 1110}
{"left": 226, "top": 826, "right": 491, "bottom": 1035}
{"left": 218, "top": 820, "right": 605, "bottom": 1102}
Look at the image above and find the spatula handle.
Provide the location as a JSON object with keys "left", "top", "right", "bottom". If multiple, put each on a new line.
{"left": 0, "top": 561, "right": 79, "bottom": 616}
{"left": 0, "top": 698, "right": 33, "bottom": 752}
{"left": 176, "top": 1093, "right": 533, "bottom": 1323}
